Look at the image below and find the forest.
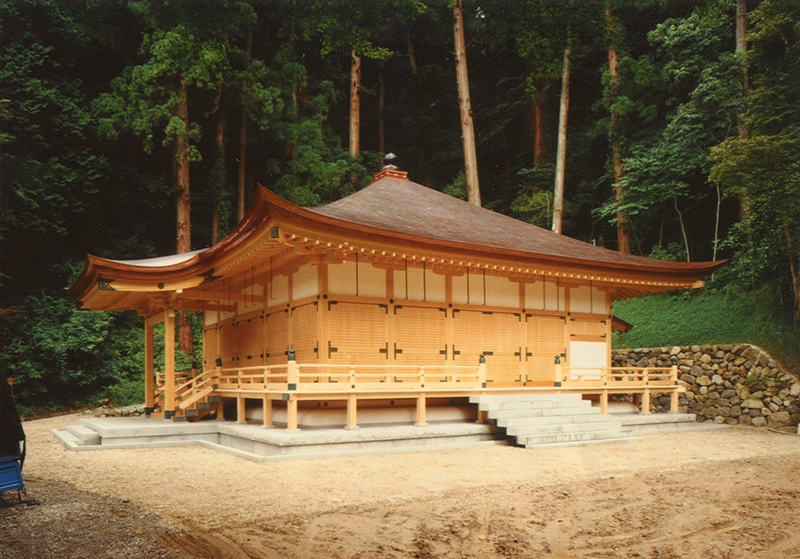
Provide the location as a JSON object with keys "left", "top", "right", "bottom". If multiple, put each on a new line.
{"left": 1, "top": 0, "right": 798, "bottom": 414}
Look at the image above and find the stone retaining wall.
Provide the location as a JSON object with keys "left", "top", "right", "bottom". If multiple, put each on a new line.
{"left": 613, "top": 344, "right": 800, "bottom": 432}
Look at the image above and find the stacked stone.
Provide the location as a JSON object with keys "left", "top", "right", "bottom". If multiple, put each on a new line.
{"left": 612, "top": 344, "right": 800, "bottom": 432}
{"left": 92, "top": 399, "right": 147, "bottom": 418}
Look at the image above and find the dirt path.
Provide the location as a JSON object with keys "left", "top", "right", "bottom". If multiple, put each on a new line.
{"left": 2, "top": 414, "right": 800, "bottom": 558}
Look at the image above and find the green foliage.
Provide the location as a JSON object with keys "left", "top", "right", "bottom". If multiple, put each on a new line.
{"left": 2, "top": 0, "right": 800, "bottom": 412}
{"left": 0, "top": 291, "right": 144, "bottom": 410}
{"left": 613, "top": 286, "right": 800, "bottom": 372}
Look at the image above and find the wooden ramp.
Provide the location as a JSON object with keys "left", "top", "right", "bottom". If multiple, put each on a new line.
{"left": 470, "top": 393, "right": 633, "bottom": 448}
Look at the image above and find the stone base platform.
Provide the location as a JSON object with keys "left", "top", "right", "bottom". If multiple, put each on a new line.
{"left": 51, "top": 404, "right": 719, "bottom": 462}
{"left": 52, "top": 417, "right": 505, "bottom": 462}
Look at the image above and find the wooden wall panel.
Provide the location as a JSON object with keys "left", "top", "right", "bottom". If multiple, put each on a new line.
{"left": 265, "top": 310, "right": 288, "bottom": 365}
{"left": 218, "top": 322, "right": 236, "bottom": 368}
{"left": 236, "top": 315, "right": 264, "bottom": 365}
{"left": 329, "top": 302, "right": 387, "bottom": 376}
{"left": 569, "top": 318, "right": 607, "bottom": 339}
{"left": 394, "top": 306, "right": 447, "bottom": 368}
{"left": 525, "top": 314, "right": 567, "bottom": 383}
{"left": 202, "top": 326, "right": 218, "bottom": 370}
{"left": 453, "top": 310, "right": 521, "bottom": 385}
{"left": 291, "top": 303, "right": 319, "bottom": 364}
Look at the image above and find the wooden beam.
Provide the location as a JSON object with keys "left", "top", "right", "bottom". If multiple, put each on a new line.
{"left": 144, "top": 320, "right": 155, "bottom": 410}
{"left": 164, "top": 310, "right": 176, "bottom": 417}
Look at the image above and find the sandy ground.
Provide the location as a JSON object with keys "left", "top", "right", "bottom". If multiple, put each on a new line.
{"left": 2, "top": 414, "right": 800, "bottom": 558}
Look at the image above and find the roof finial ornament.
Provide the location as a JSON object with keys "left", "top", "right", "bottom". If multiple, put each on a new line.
{"left": 373, "top": 152, "right": 409, "bottom": 182}
{"left": 383, "top": 152, "right": 399, "bottom": 170}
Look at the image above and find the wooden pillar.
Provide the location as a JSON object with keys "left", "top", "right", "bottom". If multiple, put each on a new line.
{"left": 144, "top": 318, "right": 155, "bottom": 412}
{"left": 415, "top": 393, "right": 428, "bottom": 426}
{"left": 237, "top": 395, "right": 246, "bottom": 424}
{"left": 164, "top": 310, "right": 176, "bottom": 419}
{"left": 262, "top": 394, "right": 273, "bottom": 428}
{"left": 642, "top": 388, "right": 651, "bottom": 414}
{"left": 670, "top": 390, "right": 679, "bottom": 413}
{"left": 286, "top": 395, "right": 298, "bottom": 431}
{"left": 600, "top": 391, "right": 609, "bottom": 414}
{"left": 346, "top": 394, "right": 359, "bottom": 430}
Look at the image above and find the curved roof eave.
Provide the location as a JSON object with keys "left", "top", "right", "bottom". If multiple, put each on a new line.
{"left": 260, "top": 185, "right": 726, "bottom": 281}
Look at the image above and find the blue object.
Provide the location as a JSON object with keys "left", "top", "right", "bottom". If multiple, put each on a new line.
{"left": 0, "top": 454, "right": 24, "bottom": 495}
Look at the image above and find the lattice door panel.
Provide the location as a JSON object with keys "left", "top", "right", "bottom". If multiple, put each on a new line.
{"left": 291, "top": 303, "right": 319, "bottom": 365}
{"left": 218, "top": 322, "right": 236, "bottom": 368}
{"left": 394, "top": 306, "right": 447, "bottom": 375}
{"left": 202, "top": 326, "right": 218, "bottom": 369}
{"left": 265, "top": 310, "right": 288, "bottom": 365}
{"left": 569, "top": 318, "right": 608, "bottom": 339}
{"left": 329, "top": 302, "right": 387, "bottom": 379}
{"left": 525, "top": 315, "right": 566, "bottom": 384}
{"left": 453, "top": 310, "right": 522, "bottom": 385}
{"left": 236, "top": 315, "right": 264, "bottom": 365}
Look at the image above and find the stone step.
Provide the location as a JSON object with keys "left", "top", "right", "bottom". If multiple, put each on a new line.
{"left": 521, "top": 428, "right": 625, "bottom": 448}
{"left": 51, "top": 428, "right": 83, "bottom": 451}
{"left": 478, "top": 398, "right": 593, "bottom": 412}
{"left": 508, "top": 420, "right": 623, "bottom": 438}
{"left": 66, "top": 424, "right": 101, "bottom": 446}
{"left": 498, "top": 412, "right": 620, "bottom": 429}
{"left": 470, "top": 393, "right": 585, "bottom": 405}
{"left": 489, "top": 405, "right": 599, "bottom": 420}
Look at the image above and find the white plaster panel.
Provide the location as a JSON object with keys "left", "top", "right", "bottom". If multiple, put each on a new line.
{"left": 292, "top": 264, "right": 318, "bottom": 301}
{"left": 328, "top": 261, "right": 357, "bottom": 296}
{"left": 451, "top": 273, "right": 468, "bottom": 305}
{"left": 237, "top": 283, "right": 264, "bottom": 314}
{"left": 269, "top": 274, "right": 289, "bottom": 306}
{"left": 568, "top": 340, "right": 607, "bottom": 380}
{"left": 204, "top": 311, "right": 218, "bottom": 326}
{"left": 570, "top": 285, "right": 592, "bottom": 314}
{"left": 484, "top": 275, "right": 518, "bottom": 308}
{"left": 358, "top": 262, "right": 387, "bottom": 298}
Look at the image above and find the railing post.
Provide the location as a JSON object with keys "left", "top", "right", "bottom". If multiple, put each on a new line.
{"left": 287, "top": 349, "right": 299, "bottom": 390}
{"left": 478, "top": 353, "right": 487, "bottom": 388}
{"left": 554, "top": 355, "right": 562, "bottom": 387}
{"left": 349, "top": 366, "right": 356, "bottom": 388}
{"left": 670, "top": 358, "right": 679, "bottom": 412}
{"left": 419, "top": 366, "right": 425, "bottom": 388}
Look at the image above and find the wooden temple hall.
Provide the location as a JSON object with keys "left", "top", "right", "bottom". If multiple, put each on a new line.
{"left": 68, "top": 167, "right": 724, "bottom": 430}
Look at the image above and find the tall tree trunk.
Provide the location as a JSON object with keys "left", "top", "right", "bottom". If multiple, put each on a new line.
{"left": 407, "top": 26, "right": 417, "bottom": 74}
{"left": 736, "top": 0, "right": 750, "bottom": 223}
{"left": 606, "top": 3, "right": 631, "bottom": 254}
{"left": 453, "top": 0, "right": 481, "bottom": 207}
{"left": 531, "top": 97, "right": 545, "bottom": 166}
{"left": 783, "top": 225, "right": 800, "bottom": 319}
{"left": 238, "top": 110, "right": 248, "bottom": 221}
{"left": 378, "top": 65, "right": 385, "bottom": 155}
{"left": 238, "top": 30, "right": 252, "bottom": 222}
{"left": 174, "top": 72, "right": 193, "bottom": 355}
{"left": 212, "top": 113, "right": 225, "bottom": 245}
{"left": 349, "top": 50, "right": 361, "bottom": 158}
{"left": 552, "top": 46, "right": 571, "bottom": 235}
{"left": 175, "top": 73, "right": 191, "bottom": 255}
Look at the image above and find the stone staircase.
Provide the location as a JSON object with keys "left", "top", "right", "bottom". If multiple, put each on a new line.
{"left": 469, "top": 393, "right": 632, "bottom": 448}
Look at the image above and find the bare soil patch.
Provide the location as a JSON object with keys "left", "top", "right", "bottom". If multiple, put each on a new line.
{"left": 3, "top": 414, "right": 800, "bottom": 558}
